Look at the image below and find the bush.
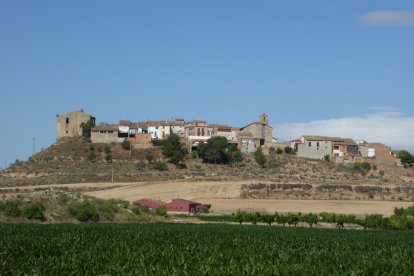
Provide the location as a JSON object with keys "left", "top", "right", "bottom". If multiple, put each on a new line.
{"left": 87, "top": 152, "right": 97, "bottom": 162}
{"left": 152, "top": 161, "right": 168, "bottom": 171}
{"left": 121, "top": 139, "right": 131, "bottom": 150}
{"left": 276, "top": 148, "right": 283, "bottom": 154}
{"left": 284, "top": 146, "right": 295, "bottom": 155}
{"left": 105, "top": 153, "right": 112, "bottom": 162}
{"left": 2, "top": 201, "right": 21, "bottom": 217}
{"left": 70, "top": 201, "right": 99, "bottom": 222}
{"left": 156, "top": 206, "right": 167, "bottom": 216}
{"left": 104, "top": 144, "right": 111, "bottom": 154}
{"left": 254, "top": 149, "right": 267, "bottom": 168}
{"left": 23, "top": 202, "right": 45, "bottom": 220}
{"left": 354, "top": 162, "right": 371, "bottom": 172}
{"left": 201, "top": 204, "right": 211, "bottom": 213}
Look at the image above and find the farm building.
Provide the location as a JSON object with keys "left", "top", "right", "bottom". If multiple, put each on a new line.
{"left": 133, "top": 198, "right": 166, "bottom": 212}
{"left": 167, "top": 199, "right": 202, "bottom": 214}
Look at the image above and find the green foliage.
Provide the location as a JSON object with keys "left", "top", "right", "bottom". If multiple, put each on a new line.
{"left": 276, "top": 148, "right": 283, "bottom": 154}
{"left": 198, "top": 137, "right": 231, "bottom": 164}
{"left": 104, "top": 144, "right": 111, "bottom": 154}
{"left": 286, "top": 213, "right": 300, "bottom": 227}
{"left": 161, "top": 134, "right": 187, "bottom": 165}
{"left": 1, "top": 200, "right": 21, "bottom": 217}
{"left": 151, "top": 161, "right": 168, "bottom": 171}
{"left": 86, "top": 152, "right": 97, "bottom": 162}
{"left": 80, "top": 119, "right": 95, "bottom": 138}
{"left": 156, "top": 206, "right": 167, "bottom": 216}
{"left": 69, "top": 201, "right": 99, "bottom": 222}
{"left": 284, "top": 146, "right": 295, "bottom": 154}
{"left": 201, "top": 204, "right": 211, "bottom": 213}
{"left": 363, "top": 214, "right": 389, "bottom": 229}
{"left": 303, "top": 213, "right": 319, "bottom": 227}
{"left": 152, "top": 139, "right": 164, "bottom": 147}
{"left": 145, "top": 154, "right": 154, "bottom": 162}
{"left": 191, "top": 150, "right": 198, "bottom": 159}
{"left": 324, "top": 154, "right": 330, "bottom": 162}
{"left": 121, "top": 139, "right": 131, "bottom": 150}
{"left": 105, "top": 153, "right": 112, "bottom": 162}
{"left": 1, "top": 224, "right": 414, "bottom": 274}
{"left": 397, "top": 150, "right": 414, "bottom": 167}
{"left": 22, "top": 202, "right": 45, "bottom": 220}
{"left": 254, "top": 148, "right": 267, "bottom": 167}
{"left": 354, "top": 162, "right": 371, "bottom": 172}
{"left": 232, "top": 210, "right": 248, "bottom": 224}
{"left": 229, "top": 150, "right": 243, "bottom": 164}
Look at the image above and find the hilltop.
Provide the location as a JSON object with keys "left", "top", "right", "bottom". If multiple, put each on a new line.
{"left": 1, "top": 138, "right": 414, "bottom": 203}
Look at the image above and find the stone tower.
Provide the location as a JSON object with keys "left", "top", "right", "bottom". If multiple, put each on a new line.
{"left": 260, "top": 113, "right": 269, "bottom": 125}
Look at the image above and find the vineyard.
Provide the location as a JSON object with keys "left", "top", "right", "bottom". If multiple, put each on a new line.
{"left": 1, "top": 223, "right": 413, "bottom": 274}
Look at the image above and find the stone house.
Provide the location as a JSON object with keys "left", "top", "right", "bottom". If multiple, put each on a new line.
{"left": 357, "top": 142, "right": 399, "bottom": 165}
{"left": 91, "top": 124, "right": 119, "bottom": 143}
{"left": 237, "top": 113, "right": 275, "bottom": 154}
{"left": 56, "top": 109, "right": 95, "bottom": 139}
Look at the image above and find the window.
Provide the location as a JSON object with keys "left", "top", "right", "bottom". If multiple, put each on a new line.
{"left": 66, "top": 118, "right": 69, "bottom": 124}
{"left": 308, "top": 142, "right": 311, "bottom": 147}
{"left": 317, "top": 142, "right": 320, "bottom": 147}
{"left": 334, "top": 145, "right": 339, "bottom": 150}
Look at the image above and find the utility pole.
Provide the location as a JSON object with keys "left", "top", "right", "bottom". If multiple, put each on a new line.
{"left": 32, "top": 137, "right": 36, "bottom": 156}
{"left": 111, "top": 161, "right": 114, "bottom": 184}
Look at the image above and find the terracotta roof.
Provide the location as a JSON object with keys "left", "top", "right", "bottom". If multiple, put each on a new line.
{"left": 240, "top": 121, "right": 273, "bottom": 130}
{"left": 92, "top": 124, "right": 118, "bottom": 131}
{"left": 303, "top": 136, "right": 356, "bottom": 144}
{"left": 238, "top": 130, "right": 254, "bottom": 137}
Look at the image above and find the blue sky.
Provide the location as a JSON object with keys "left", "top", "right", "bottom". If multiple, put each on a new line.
{"left": 1, "top": 1, "right": 414, "bottom": 168}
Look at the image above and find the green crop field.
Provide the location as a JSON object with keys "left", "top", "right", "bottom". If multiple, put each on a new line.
{"left": 1, "top": 223, "right": 413, "bottom": 275}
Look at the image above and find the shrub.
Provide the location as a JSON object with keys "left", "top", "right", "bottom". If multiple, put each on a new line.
{"left": 87, "top": 152, "right": 97, "bottom": 162}
{"left": 70, "top": 201, "right": 99, "bottom": 222}
{"left": 2, "top": 201, "right": 21, "bottom": 217}
{"left": 201, "top": 204, "right": 211, "bottom": 213}
{"left": 105, "top": 153, "right": 112, "bottom": 162}
{"left": 146, "top": 154, "right": 154, "bottom": 162}
{"left": 152, "top": 161, "right": 168, "bottom": 171}
{"left": 254, "top": 149, "right": 267, "bottom": 168}
{"left": 121, "top": 139, "right": 131, "bottom": 150}
{"left": 104, "top": 144, "right": 111, "bottom": 154}
{"left": 276, "top": 148, "right": 283, "bottom": 154}
{"left": 156, "top": 206, "right": 167, "bottom": 216}
{"left": 23, "top": 202, "right": 45, "bottom": 220}
{"left": 284, "top": 146, "right": 295, "bottom": 155}
{"left": 324, "top": 155, "right": 330, "bottom": 162}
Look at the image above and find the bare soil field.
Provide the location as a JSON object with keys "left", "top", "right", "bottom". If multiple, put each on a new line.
{"left": 80, "top": 180, "right": 414, "bottom": 216}
{"left": 203, "top": 199, "right": 414, "bottom": 216}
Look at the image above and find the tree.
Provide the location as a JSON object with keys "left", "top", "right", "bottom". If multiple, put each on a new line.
{"left": 232, "top": 210, "right": 248, "bottom": 225}
{"left": 263, "top": 213, "right": 275, "bottom": 226}
{"left": 198, "top": 136, "right": 230, "bottom": 164}
{"left": 284, "top": 146, "right": 294, "bottom": 154}
{"left": 397, "top": 150, "right": 413, "bottom": 167}
{"left": 121, "top": 138, "right": 131, "bottom": 150}
{"left": 69, "top": 201, "right": 99, "bottom": 222}
{"left": 254, "top": 148, "right": 267, "bottom": 168}
{"left": 286, "top": 213, "right": 299, "bottom": 227}
{"left": 303, "top": 213, "right": 318, "bottom": 227}
{"left": 80, "top": 119, "right": 95, "bottom": 138}
{"left": 23, "top": 202, "right": 45, "bottom": 220}
{"left": 161, "top": 134, "right": 187, "bottom": 165}
{"left": 156, "top": 206, "right": 168, "bottom": 216}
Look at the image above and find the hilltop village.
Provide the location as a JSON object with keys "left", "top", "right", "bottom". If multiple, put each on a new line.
{"left": 57, "top": 109, "right": 400, "bottom": 166}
